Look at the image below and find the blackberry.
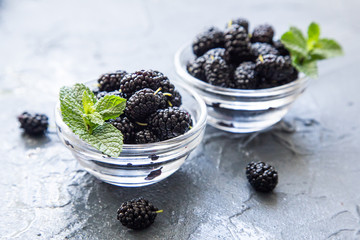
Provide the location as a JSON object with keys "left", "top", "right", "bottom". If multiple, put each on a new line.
{"left": 135, "top": 129, "right": 159, "bottom": 144}
{"left": 272, "top": 40, "right": 290, "bottom": 56}
{"left": 251, "top": 24, "right": 274, "bottom": 43}
{"left": 125, "top": 88, "right": 161, "bottom": 121}
{"left": 98, "top": 70, "right": 127, "bottom": 92}
{"left": 251, "top": 43, "right": 279, "bottom": 59}
{"left": 117, "top": 198, "right": 160, "bottom": 230}
{"left": 246, "top": 162, "right": 278, "bottom": 192}
{"left": 226, "top": 18, "right": 249, "bottom": 33}
{"left": 157, "top": 79, "right": 181, "bottom": 108}
{"left": 203, "top": 48, "right": 226, "bottom": 59}
{"left": 109, "top": 116, "right": 136, "bottom": 144}
{"left": 204, "top": 55, "right": 232, "bottom": 87}
{"left": 224, "top": 25, "right": 251, "bottom": 64}
{"left": 18, "top": 112, "right": 48, "bottom": 135}
{"left": 255, "top": 54, "right": 297, "bottom": 87}
{"left": 169, "top": 90, "right": 182, "bottom": 107}
{"left": 96, "top": 90, "right": 125, "bottom": 99}
{"left": 119, "top": 70, "right": 164, "bottom": 98}
{"left": 187, "top": 48, "right": 226, "bottom": 82}
{"left": 187, "top": 56, "right": 206, "bottom": 81}
{"left": 192, "top": 27, "right": 224, "bottom": 57}
{"left": 149, "top": 107, "right": 192, "bottom": 141}
{"left": 232, "top": 62, "right": 257, "bottom": 89}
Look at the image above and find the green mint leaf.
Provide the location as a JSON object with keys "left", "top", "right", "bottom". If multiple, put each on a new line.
{"left": 281, "top": 27, "right": 307, "bottom": 57}
{"left": 72, "top": 84, "right": 96, "bottom": 106}
{"left": 312, "top": 38, "right": 343, "bottom": 59}
{"left": 78, "top": 123, "right": 123, "bottom": 157}
{"left": 60, "top": 83, "right": 124, "bottom": 157}
{"left": 86, "top": 112, "right": 104, "bottom": 126}
{"left": 292, "top": 58, "right": 318, "bottom": 78}
{"left": 60, "top": 92, "right": 87, "bottom": 135}
{"left": 307, "top": 22, "right": 320, "bottom": 50}
{"left": 82, "top": 90, "right": 96, "bottom": 114}
{"left": 94, "top": 95, "right": 126, "bottom": 121}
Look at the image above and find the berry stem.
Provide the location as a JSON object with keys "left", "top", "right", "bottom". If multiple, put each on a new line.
{"left": 155, "top": 210, "right": 163, "bottom": 213}
{"left": 154, "top": 87, "right": 162, "bottom": 95}
{"left": 135, "top": 121, "right": 148, "bottom": 126}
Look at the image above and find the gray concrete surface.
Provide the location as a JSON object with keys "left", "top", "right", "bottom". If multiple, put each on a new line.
{"left": 0, "top": 0, "right": 360, "bottom": 239}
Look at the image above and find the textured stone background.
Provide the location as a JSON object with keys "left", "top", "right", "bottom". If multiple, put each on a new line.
{"left": 1, "top": 0, "right": 360, "bottom": 239}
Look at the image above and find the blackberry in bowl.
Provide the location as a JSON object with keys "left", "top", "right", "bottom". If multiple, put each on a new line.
{"left": 174, "top": 19, "right": 310, "bottom": 133}
{"left": 55, "top": 70, "right": 207, "bottom": 187}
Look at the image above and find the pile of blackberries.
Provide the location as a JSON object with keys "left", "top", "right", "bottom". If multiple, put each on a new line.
{"left": 187, "top": 18, "right": 298, "bottom": 89}
{"left": 95, "top": 70, "right": 193, "bottom": 144}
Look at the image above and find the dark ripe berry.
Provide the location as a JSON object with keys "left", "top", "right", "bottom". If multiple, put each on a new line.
{"left": 109, "top": 116, "right": 136, "bottom": 144}
{"left": 192, "top": 27, "right": 224, "bottom": 57}
{"left": 168, "top": 90, "right": 182, "bottom": 107}
{"left": 204, "top": 55, "right": 232, "bottom": 87}
{"left": 125, "top": 88, "right": 161, "bottom": 121}
{"left": 250, "top": 43, "right": 279, "bottom": 59}
{"left": 246, "top": 162, "right": 278, "bottom": 192}
{"left": 272, "top": 40, "right": 290, "bottom": 56}
{"left": 96, "top": 90, "right": 125, "bottom": 99}
{"left": 18, "top": 112, "right": 49, "bottom": 135}
{"left": 187, "top": 56, "right": 206, "bottom": 81}
{"left": 203, "top": 48, "right": 226, "bottom": 59}
{"left": 159, "top": 79, "right": 182, "bottom": 107}
{"left": 251, "top": 24, "right": 274, "bottom": 44}
{"left": 117, "top": 198, "right": 159, "bottom": 230}
{"left": 224, "top": 25, "right": 251, "bottom": 64}
{"left": 149, "top": 107, "right": 192, "bottom": 141}
{"left": 225, "top": 18, "right": 249, "bottom": 33}
{"left": 119, "top": 70, "right": 164, "bottom": 98}
{"left": 135, "top": 129, "right": 159, "bottom": 144}
{"left": 187, "top": 48, "right": 226, "bottom": 82}
{"left": 232, "top": 62, "right": 258, "bottom": 89}
{"left": 255, "top": 54, "right": 297, "bottom": 88}
{"left": 98, "top": 70, "right": 127, "bottom": 92}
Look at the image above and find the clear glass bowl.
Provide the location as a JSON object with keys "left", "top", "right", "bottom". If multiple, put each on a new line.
{"left": 174, "top": 43, "right": 309, "bottom": 133}
{"left": 55, "top": 80, "right": 207, "bottom": 187}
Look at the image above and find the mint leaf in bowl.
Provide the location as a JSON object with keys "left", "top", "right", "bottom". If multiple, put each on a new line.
{"left": 59, "top": 83, "right": 125, "bottom": 157}
{"left": 281, "top": 22, "right": 343, "bottom": 78}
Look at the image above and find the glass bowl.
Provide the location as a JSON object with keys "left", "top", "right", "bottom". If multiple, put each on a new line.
{"left": 174, "top": 43, "right": 309, "bottom": 133}
{"left": 55, "top": 80, "right": 207, "bottom": 187}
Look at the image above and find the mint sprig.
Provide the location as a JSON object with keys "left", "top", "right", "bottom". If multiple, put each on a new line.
{"left": 59, "top": 83, "right": 126, "bottom": 157}
{"left": 281, "top": 22, "right": 343, "bottom": 78}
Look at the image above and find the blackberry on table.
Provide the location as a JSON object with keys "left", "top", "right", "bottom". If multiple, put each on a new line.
{"left": 135, "top": 129, "right": 159, "bottom": 144}
{"left": 226, "top": 18, "right": 249, "bottom": 33}
{"left": 232, "top": 62, "right": 258, "bottom": 89}
{"left": 120, "top": 70, "right": 164, "bottom": 98}
{"left": 96, "top": 90, "right": 125, "bottom": 99}
{"left": 98, "top": 70, "right": 127, "bottom": 92}
{"left": 18, "top": 112, "right": 48, "bottom": 135}
{"left": 204, "top": 55, "right": 232, "bottom": 87}
{"left": 149, "top": 107, "right": 192, "bottom": 141}
{"left": 192, "top": 27, "right": 224, "bottom": 57}
{"left": 251, "top": 43, "right": 279, "bottom": 59}
{"left": 246, "top": 162, "right": 278, "bottom": 192}
{"left": 224, "top": 25, "right": 251, "bottom": 64}
{"left": 117, "top": 198, "right": 160, "bottom": 230}
{"left": 109, "top": 116, "right": 136, "bottom": 144}
{"left": 125, "top": 88, "right": 161, "bottom": 121}
{"left": 251, "top": 24, "right": 274, "bottom": 43}
{"left": 272, "top": 40, "right": 290, "bottom": 56}
{"left": 255, "top": 54, "right": 297, "bottom": 87}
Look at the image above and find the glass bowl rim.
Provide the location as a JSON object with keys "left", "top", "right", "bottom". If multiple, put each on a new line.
{"left": 174, "top": 42, "right": 309, "bottom": 98}
{"left": 55, "top": 79, "right": 207, "bottom": 159}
